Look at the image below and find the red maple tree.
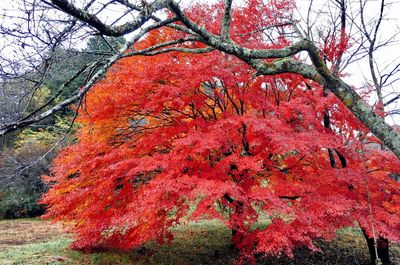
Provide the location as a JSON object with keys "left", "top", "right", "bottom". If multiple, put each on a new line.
{"left": 41, "top": 1, "right": 400, "bottom": 263}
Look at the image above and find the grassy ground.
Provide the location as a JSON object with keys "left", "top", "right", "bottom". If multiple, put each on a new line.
{"left": 0, "top": 219, "right": 399, "bottom": 265}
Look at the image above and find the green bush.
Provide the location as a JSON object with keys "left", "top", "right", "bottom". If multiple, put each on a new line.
{"left": 0, "top": 186, "right": 45, "bottom": 219}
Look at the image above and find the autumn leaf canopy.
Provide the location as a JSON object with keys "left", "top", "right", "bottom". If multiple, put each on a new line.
{"left": 41, "top": 0, "right": 400, "bottom": 261}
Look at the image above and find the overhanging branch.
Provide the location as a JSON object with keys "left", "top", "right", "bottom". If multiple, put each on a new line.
{"left": 47, "top": 0, "right": 172, "bottom": 36}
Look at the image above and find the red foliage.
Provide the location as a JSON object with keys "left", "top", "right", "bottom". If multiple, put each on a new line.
{"left": 40, "top": 0, "right": 400, "bottom": 262}
{"left": 322, "top": 29, "right": 351, "bottom": 64}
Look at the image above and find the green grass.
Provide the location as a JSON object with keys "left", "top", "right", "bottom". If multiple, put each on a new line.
{"left": 0, "top": 237, "right": 73, "bottom": 265}
{"left": 1, "top": 219, "right": 399, "bottom": 265}
{"left": 0, "top": 219, "right": 234, "bottom": 265}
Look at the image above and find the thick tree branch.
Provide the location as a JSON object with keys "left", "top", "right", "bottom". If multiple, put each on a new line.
{"left": 221, "top": 0, "right": 233, "bottom": 41}
{"left": 169, "top": 1, "right": 310, "bottom": 59}
{"left": 47, "top": 0, "right": 172, "bottom": 36}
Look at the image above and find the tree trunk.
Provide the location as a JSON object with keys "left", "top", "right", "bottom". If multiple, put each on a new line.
{"left": 230, "top": 228, "right": 243, "bottom": 252}
{"left": 224, "top": 194, "right": 244, "bottom": 251}
{"left": 362, "top": 229, "right": 390, "bottom": 265}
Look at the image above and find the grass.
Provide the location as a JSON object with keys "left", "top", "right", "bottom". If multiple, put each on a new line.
{"left": 0, "top": 238, "right": 73, "bottom": 265}
{"left": 0, "top": 219, "right": 234, "bottom": 265}
{"left": 0, "top": 218, "right": 399, "bottom": 265}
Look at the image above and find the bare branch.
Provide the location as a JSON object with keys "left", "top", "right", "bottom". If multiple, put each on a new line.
{"left": 123, "top": 35, "right": 200, "bottom": 57}
{"left": 385, "top": 94, "right": 400, "bottom": 107}
{"left": 0, "top": 13, "right": 178, "bottom": 136}
{"left": 137, "top": 46, "right": 214, "bottom": 56}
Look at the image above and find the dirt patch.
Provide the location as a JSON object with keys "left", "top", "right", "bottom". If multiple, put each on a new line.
{"left": 0, "top": 219, "right": 66, "bottom": 251}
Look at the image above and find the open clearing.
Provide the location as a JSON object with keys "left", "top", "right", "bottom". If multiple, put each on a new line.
{"left": 0, "top": 219, "right": 64, "bottom": 251}
{"left": 0, "top": 219, "right": 399, "bottom": 265}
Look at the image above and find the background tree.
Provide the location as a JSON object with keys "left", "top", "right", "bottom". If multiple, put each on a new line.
{"left": 0, "top": 35, "right": 125, "bottom": 219}
{"left": 0, "top": 117, "right": 68, "bottom": 219}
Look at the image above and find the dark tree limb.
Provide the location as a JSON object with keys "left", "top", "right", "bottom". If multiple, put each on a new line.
{"left": 47, "top": 0, "right": 172, "bottom": 36}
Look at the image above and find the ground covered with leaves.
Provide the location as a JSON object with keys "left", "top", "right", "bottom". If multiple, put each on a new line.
{"left": 0, "top": 219, "right": 399, "bottom": 265}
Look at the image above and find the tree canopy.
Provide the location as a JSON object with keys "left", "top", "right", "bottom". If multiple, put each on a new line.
{"left": 41, "top": 3, "right": 400, "bottom": 263}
